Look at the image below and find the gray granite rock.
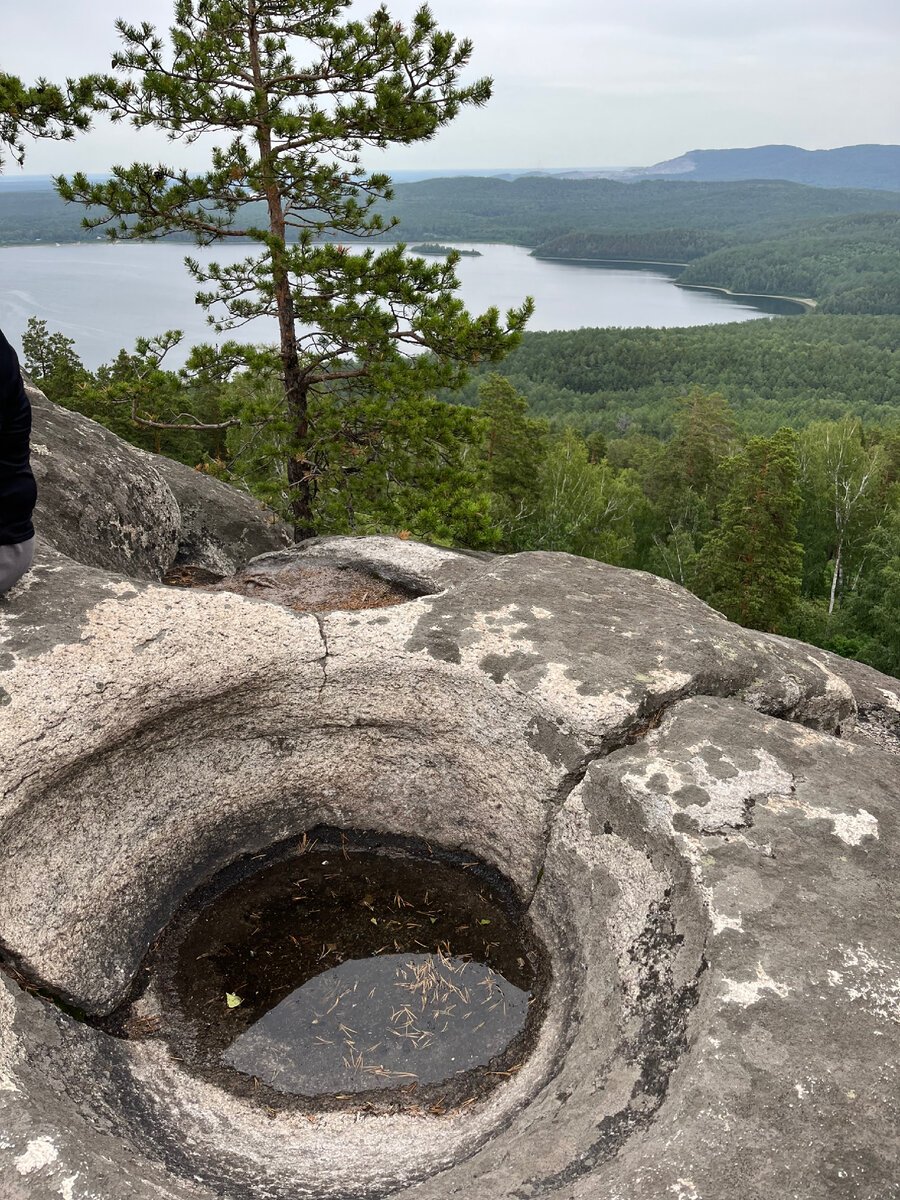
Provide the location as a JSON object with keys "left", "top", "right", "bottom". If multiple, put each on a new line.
{"left": 28, "top": 387, "right": 180, "bottom": 580}
{"left": 187, "top": 534, "right": 492, "bottom": 613}
{"left": 141, "top": 450, "right": 291, "bottom": 574}
{"left": 28, "top": 387, "right": 291, "bottom": 579}
{"left": 0, "top": 521, "right": 898, "bottom": 1200}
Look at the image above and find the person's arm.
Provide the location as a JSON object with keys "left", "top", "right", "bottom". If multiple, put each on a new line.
{"left": 0, "top": 329, "right": 37, "bottom": 545}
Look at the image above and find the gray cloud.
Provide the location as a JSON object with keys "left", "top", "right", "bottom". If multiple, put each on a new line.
{"left": 5, "top": 0, "right": 899, "bottom": 173}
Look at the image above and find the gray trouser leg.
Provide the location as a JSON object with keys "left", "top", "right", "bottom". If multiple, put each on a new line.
{"left": 0, "top": 538, "right": 35, "bottom": 594}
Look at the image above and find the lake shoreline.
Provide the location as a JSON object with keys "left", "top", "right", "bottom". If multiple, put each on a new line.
{"left": 532, "top": 252, "right": 688, "bottom": 270}
{"left": 0, "top": 241, "right": 788, "bottom": 370}
{"left": 675, "top": 280, "right": 815, "bottom": 313}
{"left": 0, "top": 238, "right": 816, "bottom": 313}
{"left": 529, "top": 252, "right": 815, "bottom": 311}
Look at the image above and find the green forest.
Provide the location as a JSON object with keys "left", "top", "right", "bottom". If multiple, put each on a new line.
{"left": 380, "top": 174, "right": 900, "bottom": 244}
{"left": 7, "top": 173, "right": 899, "bottom": 247}
{"left": 445, "top": 315, "right": 900, "bottom": 434}
{"left": 22, "top": 312, "right": 900, "bottom": 680}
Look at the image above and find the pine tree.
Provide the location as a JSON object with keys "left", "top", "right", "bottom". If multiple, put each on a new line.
{"left": 642, "top": 389, "right": 738, "bottom": 592}
{"left": 21, "top": 318, "right": 87, "bottom": 389}
{"left": 650, "top": 387, "right": 738, "bottom": 511}
{"left": 477, "top": 373, "right": 546, "bottom": 541}
{"left": 697, "top": 427, "right": 803, "bottom": 632}
{"left": 57, "top": 1, "right": 532, "bottom": 538}
{"left": 0, "top": 72, "right": 98, "bottom": 169}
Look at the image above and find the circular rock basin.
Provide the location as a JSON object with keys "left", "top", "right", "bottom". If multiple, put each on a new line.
{"left": 114, "top": 830, "right": 546, "bottom": 1112}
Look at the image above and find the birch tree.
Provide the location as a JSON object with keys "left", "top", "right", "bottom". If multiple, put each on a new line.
{"left": 798, "top": 418, "right": 886, "bottom": 615}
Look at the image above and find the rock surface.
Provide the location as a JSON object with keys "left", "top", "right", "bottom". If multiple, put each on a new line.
{"left": 29, "top": 387, "right": 291, "bottom": 578}
{"left": 1, "top": 437, "right": 898, "bottom": 1199}
{"left": 144, "top": 449, "right": 291, "bottom": 575}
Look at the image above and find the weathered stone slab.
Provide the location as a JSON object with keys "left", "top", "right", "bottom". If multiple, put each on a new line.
{"left": 142, "top": 450, "right": 291, "bottom": 574}
{"left": 1, "top": 489, "right": 898, "bottom": 1198}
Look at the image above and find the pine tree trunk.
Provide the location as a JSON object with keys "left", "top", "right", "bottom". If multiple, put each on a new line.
{"left": 272, "top": 258, "right": 314, "bottom": 540}
{"left": 248, "top": 0, "right": 315, "bottom": 542}
{"left": 286, "top": 378, "right": 316, "bottom": 542}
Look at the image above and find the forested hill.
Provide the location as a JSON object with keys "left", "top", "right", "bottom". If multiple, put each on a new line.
{"left": 380, "top": 175, "right": 900, "bottom": 247}
{"left": 677, "top": 214, "right": 900, "bottom": 314}
{"left": 382, "top": 177, "right": 900, "bottom": 314}
{"left": 3, "top": 174, "right": 899, "bottom": 313}
{"left": 544, "top": 213, "right": 900, "bottom": 315}
{"left": 3, "top": 174, "right": 900, "bottom": 249}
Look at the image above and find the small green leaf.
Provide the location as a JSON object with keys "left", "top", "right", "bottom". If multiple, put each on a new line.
{"left": 225, "top": 992, "right": 243, "bottom": 1009}
{"left": 370, "top": 917, "right": 378, "bottom": 925}
{"left": 479, "top": 919, "right": 491, "bottom": 926}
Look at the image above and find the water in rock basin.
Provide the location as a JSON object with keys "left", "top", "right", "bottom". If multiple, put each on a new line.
{"left": 223, "top": 952, "right": 529, "bottom": 1094}
{"left": 153, "top": 833, "right": 540, "bottom": 1104}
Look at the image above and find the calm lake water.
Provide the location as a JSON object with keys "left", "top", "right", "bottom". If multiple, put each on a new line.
{"left": 0, "top": 241, "right": 789, "bottom": 369}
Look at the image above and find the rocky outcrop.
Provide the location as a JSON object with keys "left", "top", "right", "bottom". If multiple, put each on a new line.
{"left": 28, "top": 387, "right": 291, "bottom": 578}
{"left": 142, "top": 450, "right": 291, "bottom": 575}
{"left": 0, "top": 415, "right": 898, "bottom": 1199}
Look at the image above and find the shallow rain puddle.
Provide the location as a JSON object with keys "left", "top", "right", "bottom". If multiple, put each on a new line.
{"left": 145, "top": 832, "right": 541, "bottom": 1105}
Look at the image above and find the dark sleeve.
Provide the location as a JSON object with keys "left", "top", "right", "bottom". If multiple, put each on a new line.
{"left": 0, "top": 329, "right": 37, "bottom": 545}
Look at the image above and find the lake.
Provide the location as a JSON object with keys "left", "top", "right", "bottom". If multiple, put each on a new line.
{"left": 0, "top": 241, "right": 797, "bottom": 369}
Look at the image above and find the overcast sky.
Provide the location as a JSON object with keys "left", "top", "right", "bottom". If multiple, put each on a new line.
{"left": 6, "top": 0, "right": 899, "bottom": 174}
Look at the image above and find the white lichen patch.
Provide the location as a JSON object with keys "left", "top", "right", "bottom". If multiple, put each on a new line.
{"left": 828, "top": 945, "right": 900, "bottom": 1025}
{"left": 721, "top": 963, "right": 791, "bottom": 1006}
{"left": 711, "top": 911, "right": 744, "bottom": 935}
{"left": 0, "top": 985, "right": 20, "bottom": 1093}
{"left": 535, "top": 660, "right": 635, "bottom": 729}
{"left": 644, "top": 668, "right": 693, "bottom": 696}
{"left": 15, "top": 1136, "right": 59, "bottom": 1174}
{"left": 668, "top": 1179, "right": 701, "bottom": 1200}
{"left": 877, "top": 686, "right": 900, "bottom": 714}
{"left": 622, "top": 744, "right": 794, "bottom": 836}
{"left": 469, "top": 604, "right": 532, "bottom": 638}
{"left": 551, "top": 787, "right": 668, "bottom": 1011}
{"left": 619, "top": 754, "right": 770, "bottom": 938}
{"left": 766, "top": 796, "right": 879, "bottom": 846}
{"left": 681, "top": 746, "right": 794, "bottom": 834}
{"left": 59, "top": 1176, "right": 79, "bottom": 1200}
{"left": 831, "top": 809, "right": 879, "bottom": 845}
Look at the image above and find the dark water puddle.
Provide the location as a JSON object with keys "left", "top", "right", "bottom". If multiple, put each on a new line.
{"left": 129, "top": 831, "right": 545, "bottom": 1111}
{"left": 223, "top": 952, "right": 529, "bottom": 1095}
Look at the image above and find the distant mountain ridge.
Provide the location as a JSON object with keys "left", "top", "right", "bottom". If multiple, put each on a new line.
{"left": 3, "top": 146, "right": 896, "bottom": 193}
{"left": 559, "top": 145, "right": 900, "bottom": 192}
